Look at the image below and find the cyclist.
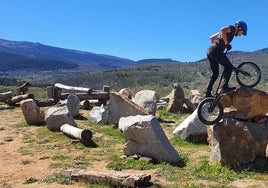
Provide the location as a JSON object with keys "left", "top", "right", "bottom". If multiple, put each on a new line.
{"left": 205, "top": 20, "right": 247, "bottom": 97}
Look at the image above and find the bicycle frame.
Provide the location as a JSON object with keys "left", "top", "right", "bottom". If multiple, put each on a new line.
{"left": 208, "top": 94, "right": 222, "bottom": 113}
{"left": 208, "top": 65, "right": 247, "bottom": 113}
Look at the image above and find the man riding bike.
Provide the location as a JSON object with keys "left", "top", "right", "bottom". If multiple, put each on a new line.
{"left": 205, "top": 20, "right": 248, "bottom": 98}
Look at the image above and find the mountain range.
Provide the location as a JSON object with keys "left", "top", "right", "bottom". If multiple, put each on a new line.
{"left": 0, "top": 38, "right": 268, "bottom": 72}
{"left": 0, "top": 38, "right": 136, "bottom": 71}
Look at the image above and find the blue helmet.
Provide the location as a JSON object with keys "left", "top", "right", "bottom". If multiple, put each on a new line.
{"left": 235, "top": 20, "right": 247, "bottom": 36}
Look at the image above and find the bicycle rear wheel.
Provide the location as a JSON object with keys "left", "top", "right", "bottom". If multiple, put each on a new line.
{"left": 236, "top": 62, "right": 261, "bottom": 88}
{"left": 197, "top": 97, "right": 223, "bottom": 125}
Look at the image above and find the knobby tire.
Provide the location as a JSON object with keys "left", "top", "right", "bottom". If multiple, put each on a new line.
{"left": 236, "top": 62, "right": 261, "bottom": 88}
{"left": 197, "top": 97, "right": 224, "bottom": 125}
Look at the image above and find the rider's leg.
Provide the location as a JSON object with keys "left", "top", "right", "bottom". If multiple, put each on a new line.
{"left": 218, "top": 55, "right": 235, "bottom": 92}
{"left": 205, "top": 56, "right": 219, "bottom": 97}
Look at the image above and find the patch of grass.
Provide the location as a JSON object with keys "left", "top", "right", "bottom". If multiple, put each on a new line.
{"left": 93, "top": 124, "right": 123, "bottom": 139}
{"left": 36, "top": 138, "right": 50, "bottom": 144}
{"left": 49, "top": 162, "right": 67, "bottom": 169}
{"left": 49, "top": 153, "right": 91, "bottom": 169}
{"left": 21, "top": 159, "right": 33, "bottom": 165}
{"left": 158, "top": 108, "right": 187, "bottom": 122}
{"left": 41, "top": 173, "right": 73, "bottom": 185}
{"left": 49, "top": 154, "right": 72, "bottom": 169}
{"left": 87, "top": 124, "right": 124, "bottom": 157}
{"left": 73, "top": 155, "right": 91, "bottom": 169}
{"left": 22, "top": 133, "right": 35, "bottom": 143}
{"left": 177, "top": 150, "right": 190, "bottom": 166}
{"left": 24, "top": 177, "right": 38, "bottom": 184}
{"left": 194, "top": 158, "right": 242, "bottom": 184}
{"left": 37, "top": 127, "right": 67, "bottom": 142}
{"left": 171, "top": 136, "right": 204, "bottom": 147}
{"left": 153, "top": 162, "right": 192, "bottom": 185}
{"left": 4, "top": 136, "right": 13, "bottom": 142}
{"left": 107, "top": 155, "right": 155, "bottom": 171}
{"left": 52, "top": 154, "right": 71, "bottom": 160}
{"left": 39, "top": 156, "right": 50, "bottom": 160}
{"left": 19, "top": 146, "right": 33, "bottom": 155}
{"left": 182, "top": 183, "right": 204, "bottom": 188}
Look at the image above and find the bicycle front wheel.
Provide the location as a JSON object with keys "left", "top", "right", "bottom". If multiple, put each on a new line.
{"left": 197, "top": 97, "right": 223, "bottom": 125}
{"left": 236, "top": 62, "right": 261, "bottom": 88}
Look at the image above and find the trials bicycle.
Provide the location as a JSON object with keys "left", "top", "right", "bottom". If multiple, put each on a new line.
{"left": 197, "top": 61, "right": 261, "bottom": 125}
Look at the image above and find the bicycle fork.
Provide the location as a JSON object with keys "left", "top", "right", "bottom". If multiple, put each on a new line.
{"left": 208, "top": 95, "right": 222, "bottom": 113}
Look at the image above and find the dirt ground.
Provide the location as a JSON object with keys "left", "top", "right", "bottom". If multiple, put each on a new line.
{"left": 1, "top": 107, "right": 268, "bottom": 188}
{"left": 0, "top": 107, "right": 154, "bottom": 188}
{"left": 0, "top": 108, "right": 79, "bottom": 188}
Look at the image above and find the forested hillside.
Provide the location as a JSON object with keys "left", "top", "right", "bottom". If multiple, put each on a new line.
{"left": 1, "top": 38, "right": 268, "bottom": 97}
{"left": 45, "top": 56, "right": 268, "bottom": 97}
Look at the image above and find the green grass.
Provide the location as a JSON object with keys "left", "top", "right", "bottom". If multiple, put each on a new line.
{"left": 21, "top": 159, "right": 34, "bottom": 165}
{"left": 107, "top": 155, "right": 155, "bottom": 171}
{"left": 41, "top": 173, "right": 73, "bottom": 185}
{"left": 24, "top": 177, "right": 38, "bottom": 184}
{"left": 0, "top": 85, "right": 47, "bottom": 99}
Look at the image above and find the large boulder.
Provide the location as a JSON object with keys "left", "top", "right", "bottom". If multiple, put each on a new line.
{"left": 45, "top": 106, "right": 77, "bottom": 132}
{"left": 107, "top": 92, "right": 148, "bottom": 126}
{"left": 221, "top": 87, "right": 268, "bottom": 120}
{"left": 189, "top": 89, "right": 201, "bottom": 107}
{"left": 0, "top": 91, "right": 12, "bottom": 101}
{"left": 89, "top": 104, "right": 109, "bottom": 124}
{"left": 166, "top": 83, "right": 184, "bottom": 113}
{"left": 173, "top": 109, "right": 207, "bottom": 142}
{"left": 132, "top": 90, "right": 159, "bottom": 115}
{"left": 207, "top": 118, "right": 268, "bottom": 166}
{"left": 119, "top": 115, "right": 182, "bottom": 165}
{"left": 20, "top": 99, "right": 46, "bottom": 125}
{"left": 66, "top": 94, "right": 80, "bottom": 117}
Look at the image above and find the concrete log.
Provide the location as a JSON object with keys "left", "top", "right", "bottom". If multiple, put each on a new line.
{"left": 55, "top": 83, "right": 92, "bottom": 94}
{"left": 0, "top": 91, "right": 13, "bottom": 101}
{"left": 60, "top": 124, "right": 92, "bottom": 144}
{"left": 8, "top": 93, "right": 34, "bottom": 105}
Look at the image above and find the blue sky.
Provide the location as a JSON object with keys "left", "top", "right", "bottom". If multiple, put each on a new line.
{"left": 1, "top": 0, "right": 268, "bottom": 62}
